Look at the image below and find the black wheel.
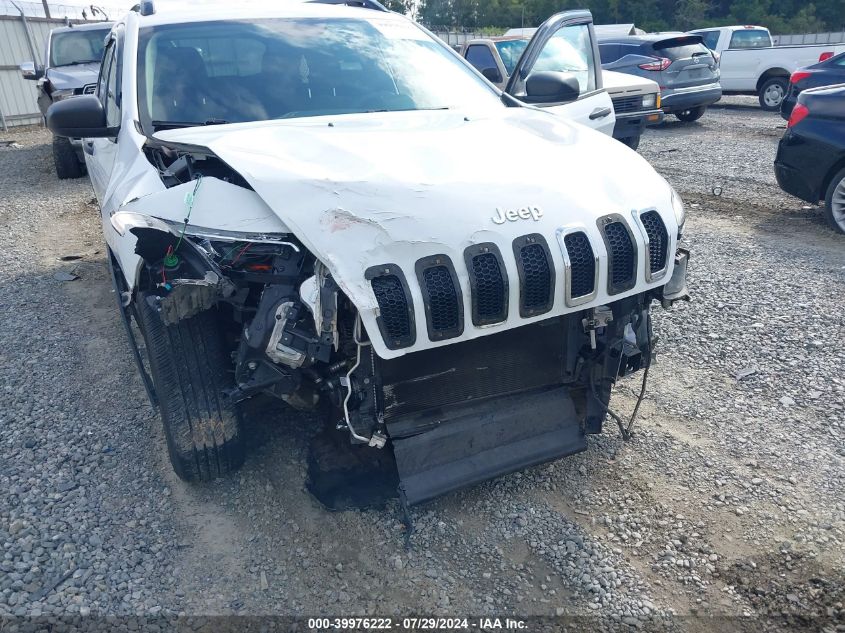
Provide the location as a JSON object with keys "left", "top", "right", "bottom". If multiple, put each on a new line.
{"left": 759, "top": 77, "right": 788, "bottom": 111}
{"left": 619, "top": 135, "right": 640, "bottom": 151}
{"left": 136, "top": 293, "right": 244, "bottom": 481}
{"left": 674, "top": 106, "right": 706, "bottom": 122}
{"left": 52, "top": 136, "right": 85, "bottom": 180}
{"left": 824, "top": 167, "right": 845, "bottom": 234}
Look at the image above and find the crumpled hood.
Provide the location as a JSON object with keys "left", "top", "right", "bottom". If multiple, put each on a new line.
{"left": 46, "top": 63, "right": 100, "bottom": 90}
{"left": 155, "top": 108, "right": 677, "bottom": 358}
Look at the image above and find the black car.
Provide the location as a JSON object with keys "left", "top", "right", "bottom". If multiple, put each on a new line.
{"left": 781, "top": 52, "right": 845, "bottom": 119}
{"left": 774, "top": 84, "right": 845, "bottom": 233}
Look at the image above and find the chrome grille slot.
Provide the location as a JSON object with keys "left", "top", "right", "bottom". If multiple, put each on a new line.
{"left": 513, "top": 234, "right": 555, "bottom": 318}
{"left": 599, "top": 217, "right": 638, "bottom": 295}
{"left": 563, "top": 231, "right": 596, "bottom": 299}
{"left": 639, "top": 210, "right": 669, "bottom": 279}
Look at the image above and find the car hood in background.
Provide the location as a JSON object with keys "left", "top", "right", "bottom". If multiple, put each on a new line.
{"left": 154, "top": 108, "right": 677, "bottom": 357}
{"left": 45, "top": 63, "right": 100, "bottom": 90}
{"left": 602, "top": 69, "right": 660, "bottom": 97}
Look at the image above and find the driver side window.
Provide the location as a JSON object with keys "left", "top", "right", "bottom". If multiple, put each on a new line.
{"left": 97, "top": 40, "right": 121, "bottom": 128}
{"left": 105, "top": 45, "right": 120, "bottom": 127}
{"left": 96, "top": 43, "right": 112, "bottom": 103}
{"left": 531, "top": 25, "right": 595, "bottom": 94}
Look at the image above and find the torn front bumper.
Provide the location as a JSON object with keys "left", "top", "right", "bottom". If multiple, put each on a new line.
{"left": 392, "top": 387, "right": 586, "bottom": 506}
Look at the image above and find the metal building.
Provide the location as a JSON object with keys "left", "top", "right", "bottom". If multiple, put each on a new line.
{"left": 0, "top": 1, "right": 121, "bottom": 130}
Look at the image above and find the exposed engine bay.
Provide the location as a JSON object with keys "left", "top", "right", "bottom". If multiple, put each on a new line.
{"left": 115, "top": 136, "right": 689, "bottom": 506}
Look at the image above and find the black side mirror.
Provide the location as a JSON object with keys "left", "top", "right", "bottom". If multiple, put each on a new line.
{"left": 481, "top": 67, "right": 503, "bottom": 84}
{"left": 47, "top": 95, "right": 116, "bottom": 138}
{"left": 523, "top": 71, "right": 580, "bottom": 105}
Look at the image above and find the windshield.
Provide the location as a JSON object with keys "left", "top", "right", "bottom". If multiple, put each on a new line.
{"left": 495, "top": 39, "right": 528, "bottom": 75}
{"left": 50, "top": 29, "right": 108, "bottom": 67}
{"left": 728, "top": 29, "right": 772, "bottom": 49}
{"left": 653, "top": 38, "right": 711, "bottom": 60}
{"left": 138, "top": 18, "right": 501, "bottom": 130}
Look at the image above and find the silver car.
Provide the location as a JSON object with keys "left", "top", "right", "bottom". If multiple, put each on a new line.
{"left": 599, "top": 33, "right": 721, "bottom": 122}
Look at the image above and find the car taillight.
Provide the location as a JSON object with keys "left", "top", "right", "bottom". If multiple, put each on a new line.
{"left": 819, "top": 51, "right": 834, "bottom": 62}
{"left": 790, "top": 71, "right": 811, "bottom": 84}
{"left": 787, "top": 103, "right": 809, "bottom": 128}
{"left": 638, "top": 57, "right": 671, "bottom": 71}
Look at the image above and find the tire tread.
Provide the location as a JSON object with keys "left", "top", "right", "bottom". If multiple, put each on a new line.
{"left": 137, "top": 295, "right": 243, "bottom": 481}
{"left": 52, "top": 136, "right": 84, "bottom": 180}
{"left": 824, "top": 167, "right": 845, "bottom": 235}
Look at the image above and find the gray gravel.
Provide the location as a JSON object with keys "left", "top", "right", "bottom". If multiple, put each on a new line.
{"left": 0, "top": 97, "right": 843, "bottom": 631}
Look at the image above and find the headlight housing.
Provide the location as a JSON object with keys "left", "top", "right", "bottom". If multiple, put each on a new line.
{"left": 670, "top": 186, "right": 686, "bottom": 236}
{"left": 642, "top": 93, "right": 657, "bottom": 109}
{"left": 110, "top": 211, "right": 173, "bottom": 236}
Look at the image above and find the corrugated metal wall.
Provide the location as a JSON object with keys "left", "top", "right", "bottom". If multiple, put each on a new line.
{"left": 0, "top": 15, "right": 62, "bottom": 128}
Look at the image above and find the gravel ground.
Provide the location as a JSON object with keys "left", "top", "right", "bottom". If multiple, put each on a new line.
{"left": 0, "top": 97, "right": 843, "bottom": 632}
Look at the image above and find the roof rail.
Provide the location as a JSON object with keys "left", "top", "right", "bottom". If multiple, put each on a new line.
{"left": 130, "top": 0, "right": 155, "bottom": 16}
{"left": 308, "top": 0, "right": 389, "bottom": 12}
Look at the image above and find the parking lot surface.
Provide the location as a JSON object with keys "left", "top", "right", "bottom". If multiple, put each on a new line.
{"left": 0, "top": 97, "right": 843, "bottom": 631}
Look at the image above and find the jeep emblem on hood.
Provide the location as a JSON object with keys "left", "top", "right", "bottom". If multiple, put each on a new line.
{"left": 492, "top": 206, "right": 544, "bottom": 225}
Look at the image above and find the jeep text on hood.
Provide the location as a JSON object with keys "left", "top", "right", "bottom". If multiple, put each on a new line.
{"left": 49, "top": 2, "right": 690, "bottom": 509}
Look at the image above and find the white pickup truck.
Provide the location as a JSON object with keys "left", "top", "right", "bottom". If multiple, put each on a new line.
{"left": 690, "top": 25, "right": 845, "bottom": 110}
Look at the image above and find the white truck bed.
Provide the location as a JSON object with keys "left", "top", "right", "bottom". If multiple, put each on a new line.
{"left": 691, "top": 25, "right": 845, "bottom": 108}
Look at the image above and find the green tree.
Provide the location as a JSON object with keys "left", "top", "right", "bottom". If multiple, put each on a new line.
{"left": 417, "top": 0, "right": 843, "bottom": 34}
{"left": 383, "top": 0, "right": 414, "bottom": 14}
{"left": 675, "top": 0, "right": 712, "bottom": 30}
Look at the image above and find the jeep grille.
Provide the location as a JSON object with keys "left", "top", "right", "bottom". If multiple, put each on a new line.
{"left": 422, "top": 265, "right": 461, "bottom": 337}
{"left": 469, "top": 252, "right": 507, "bottom": 325}
{"left": 563, "top": 231, "right": 596, "bottom": 299}
{"left": 640, "top": 210, "right": 669, "bottom": 276}
{"left": 602, "top": 220, "right": 637, "bottom": 293}
{"left": 371, "top": 274, "right": 413, "bottom": 347}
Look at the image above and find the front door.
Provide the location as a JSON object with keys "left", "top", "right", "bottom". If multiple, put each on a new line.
{"left": 506, "top": 11, "right": 615, "bottom": 136}
{"left": 86, "top": 36, "right": 120, "bottom": 208}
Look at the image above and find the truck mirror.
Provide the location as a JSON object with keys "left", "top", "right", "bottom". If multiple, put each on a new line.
{"left": 47, "top": 95, "right": 117, "bottom": 139}
{"left": 481, "top": 67, "right": 503, "bottom": 84}
{"left": 524, "top": 71, "right": 580, "bottom": 105}
{"left": 20, "top": 61, "right": 43, "bottom": 81}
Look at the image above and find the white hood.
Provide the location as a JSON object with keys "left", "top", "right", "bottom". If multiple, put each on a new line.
{"left": 155, "top": 108, "right": 678, "bottom": 358}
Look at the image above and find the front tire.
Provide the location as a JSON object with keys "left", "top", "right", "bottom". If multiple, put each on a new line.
{"left": 824, "top": 167, "right": 845, "bottom": 234}
{"left": 759, "top": 77, "right": 788, "bottom": 111}
{"left": 136, "top": 294, "right": 244, "bottom": 481}
{"left": 674, "top": 106, "right": 706, "bottom": 122}
{"left": 52, "top": 136, "right": 84, "bottom": 180}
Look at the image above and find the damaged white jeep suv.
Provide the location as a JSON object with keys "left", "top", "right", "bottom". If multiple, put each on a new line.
{"left": 48, "top": 0, "right": 689, "bottom": 506}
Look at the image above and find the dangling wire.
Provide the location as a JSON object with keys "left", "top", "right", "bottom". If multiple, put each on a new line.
{"left": 590, "top": 312, "right": 655, "bottom": 442}
{"left": 163, "top": 174, "right": 203, "bottom": 269}
{"left": 175, "top": 174, "right": 203, "bottom": 253}
{"left": 230, "top": 242, "right": 252, "bottom": 265}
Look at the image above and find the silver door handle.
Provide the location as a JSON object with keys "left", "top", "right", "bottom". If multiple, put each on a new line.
{"left": 589, "top": 107, "right": 612, "bottom": 120}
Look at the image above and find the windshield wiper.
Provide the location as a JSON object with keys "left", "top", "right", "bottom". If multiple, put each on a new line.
{"left": 151, "top": 119, "right": 231, "bottom": 131}
{"left": 53, "top": 59, "right": 101, "bottom": 67}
